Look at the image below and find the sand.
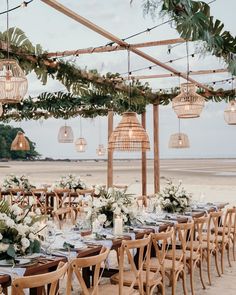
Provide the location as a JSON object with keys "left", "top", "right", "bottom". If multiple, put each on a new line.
{"left": 0, "top": 158, "right": 236, "bottom": 294}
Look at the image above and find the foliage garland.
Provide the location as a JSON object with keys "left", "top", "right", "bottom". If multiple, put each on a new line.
{"left": 141, "top": 0, "right": 236, "bottom": 74}
{"left": 0, "top": 26, "right": 235, "bottom": 122}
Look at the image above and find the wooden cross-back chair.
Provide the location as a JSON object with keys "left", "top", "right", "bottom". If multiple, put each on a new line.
{"left": 147, "top": 228, "right": 175, "bottom": 295}
{"left": 215, "top": 208, "right": 236, "bottom": 273}
{"left": 8, "top": 189, "right": 27, "bottom": 207}
{"left": 12, "top": 261, "right": 68, "bottom": 295}
{"left": 201, "top": 211, "right": 222, "bottom": 284}
{"left": 110, "top": 235, "right": 160, "bottom": 295}
{"left": 164, "top": 222, "right": 194, "bottom": 295}
{"left": 30, "top": 188, "right": 47, "bottom": 214}
{"left": 66, "top": 247, "right": 115, "bottom": 295}
{"left": 53, "top": 188, "right": 71, "bottom": 209}
{"left": 53, "top": 207, "right": 76, "bottom": 230}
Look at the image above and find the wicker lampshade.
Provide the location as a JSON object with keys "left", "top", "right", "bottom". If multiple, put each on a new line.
{"left": 224, "top": 100, "right": 236, "bottom": 125}
{"left": 75, "top": 137, "right": 87, "bottom": 152}
{"left": 108, "top": 112, "right": 150, "bottom": 151}
{"left": 10, "top": 131, "right": 30, "bottom": 151}
{"left": 0, "top": 103, "right": 3, "bottom": 117}
{"left": 172, "top": 83, "right": 205, "bottom": 118}
{"left": 96, "top": 144, "right": 106, "bottom": 156}
{"left": 58, "top": 125, "right": 74, "bottom": 143}
{"left": 169, "top": 133, "right": 190, "bottom": 149}
{"left": 0, "top": 59, "right": 28, "bottom": 104}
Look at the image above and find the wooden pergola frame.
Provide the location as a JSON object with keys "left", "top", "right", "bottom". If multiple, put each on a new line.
{"left": 40, "top": 0, "right": 230, "bottom": 195}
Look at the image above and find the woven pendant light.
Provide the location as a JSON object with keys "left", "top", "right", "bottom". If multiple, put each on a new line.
{"left": 224, "top": 100, "right": 236, "bottom": 125}
{"left": 75, "top": 137, "right": 87, "bottom": 152}
{"left": 0, "top": 59, "right": 28, "bottom": 104}
{"left": 169, "top": 133, "right": 190, "bottom": 149}
{"left": 96, "top": 144, "right": 106, "bottom": 156}
{"left": 11, "top": 131, "right": 30, "bottom": 151}
{"left": 172, "top": 83, "right": 205, "bottom": 118}
{"left": 0, "top": 2, "right": 27, "bottom": 104}
{"left": 108, "top": 112, "right": 150, "bottom": 151}
{"left": 58, "top": 125, "right": 74, "bottom": 143}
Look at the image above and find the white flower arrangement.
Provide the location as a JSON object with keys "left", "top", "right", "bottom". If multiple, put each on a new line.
{"left": 54, "top": 174, "right": 87, "bottom": 190}
{"left": 157, "top": 179, "right": 192, "bottom": 213}
{"left": 2, "top": 174, "right": 34, "bottom": 192}
{"left": 0, "top": 200, "right": 43, "bottom": 261}
{"left": 87, "top": 186, "right": 135, "bottom": 227}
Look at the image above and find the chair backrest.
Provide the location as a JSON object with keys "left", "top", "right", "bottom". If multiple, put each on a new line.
{"left": 175, "top": 221, "right": 194, "bottom": 263}
{"left": 193, "top": 215, "right": 209, "bottom": 250}
{"left": 31, "top": 188, "right": 47, "bottom": 212}
{"left": 68, "top": 247, "right": 109, "bottom": 295}
{"left": 53, "top": 188, "right": 71, "bottom": 209}
{"left": 208, "top": 211, "right": 223, "bottom": 247}
{"left": 12, "top": 261, "right": 68, "bottom": 295}
{"left": 119, "top": 235, "right": 151, "bottom": 295}
{"left": 222, "top": 207, "right": 236, "bottom": 242}
{"left": 53, "top": 207, "right": 75, "bottom": 229}
{"left": 151, "top": 228, "right": 174, "bottom": 281}
{"left": 8, "top": 189, "right": 26, "bottom": 206}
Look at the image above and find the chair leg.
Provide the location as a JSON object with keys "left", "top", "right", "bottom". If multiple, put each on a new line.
{"left": 190, "top": 263, "right": 195, "bottom": 295}
{"left": 221, "top": 245, "right": 224, "bottom": 274}
{"left": 233, "top": 237, "right": 236, "bottom": 261}
{"left": 172, "top": 273, "right": 176, "bottom": 295}
{"left": 199, "top": 259, "right": 206, "bottom": 290}
{"left": 207, "top": 250, "right": 212, "bottom": 285}
{"left": 182, "top": 270, "right": 188, "bottom": 295}
{"left": 227, "top": 243, "right": 232, "bottom": 267}
{"left": 214, "top": 249, "right": 221, "bottom": 277}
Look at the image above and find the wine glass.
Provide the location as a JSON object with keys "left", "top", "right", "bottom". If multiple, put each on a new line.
{"left": 45, "top": 228, "right": 56, "bottom": 258}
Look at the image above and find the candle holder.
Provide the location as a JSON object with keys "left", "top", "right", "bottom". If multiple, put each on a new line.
{"left": 113, "top": 214, "right": 123, "bottom": 236}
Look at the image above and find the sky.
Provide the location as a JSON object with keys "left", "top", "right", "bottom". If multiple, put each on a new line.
{"left": 0, "top": 0, "right": 236, "bottom": 159}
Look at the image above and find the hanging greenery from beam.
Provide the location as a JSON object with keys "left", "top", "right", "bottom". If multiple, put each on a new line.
{"left": 140, "top": 0, "right": 236, "bottom": 75}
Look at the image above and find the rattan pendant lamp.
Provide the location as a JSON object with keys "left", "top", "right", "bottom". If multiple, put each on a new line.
{"left": 11, "top": 131, "right": 30, "bottom": 151}
{"left": 0, "top": 0, "right": 28, "bottom": 104}
{"left": 224, "top": 79, "right": 236, "bottom": 125}
{"left": 75, "top": 117, "right": 87, "bottom": 152}
{"left": 58, "top": 123, "right": 74, "bottom": 143}
{"left": 108, "top": 51, "right": 150, "bottom": 152}
{"left": 96, "top": 117, "right": 106, "bottom": 156}
{"left": 172, "top": 42, "right": 204, "bottom": 118}
{"left": 169, "top": 119, "right": 190, "bottom": 149}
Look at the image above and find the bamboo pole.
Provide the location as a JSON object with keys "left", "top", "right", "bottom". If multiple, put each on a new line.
{"left": 40, "top": 0, "right": 212, "bottom": 92}
{"left": 107, "top": 110, "right": 113, "bottom": 188}
{"left": 46, "top": 38, "right": 185, "bottom": 58}
{"left": 153, "top": 103, "right": 160, "bottom": 193}
{"left": 141, "top": 112, "right": 147, "bottom": 196}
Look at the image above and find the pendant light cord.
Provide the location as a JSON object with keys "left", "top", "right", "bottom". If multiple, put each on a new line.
{"left": 80, "top": 117, "right": 82, "bottom": 137}
{"left": 178, "top": 119, "right": 181, "bottom": 135}
{"left": 98, "top": 117, "right": 101, "bottom": 145}
{"left": 6, "top": 0, "right": 10, "bottom": 59}
{"left": 127, "top": 50, "right": 131, "bottom": 109}
{"left": 186, "top": 41, "right": 190, "bottom": 92}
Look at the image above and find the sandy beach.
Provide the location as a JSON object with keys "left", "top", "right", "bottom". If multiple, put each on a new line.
{"left": 0, "top": 158, "right": 236, "bottom": 205}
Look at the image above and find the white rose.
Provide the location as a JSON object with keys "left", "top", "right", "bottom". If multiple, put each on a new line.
{"left": 5, "top": 218, "right": 15, "bottom": 227}
{"left": 29, "top": 233, "right": 36, "bottom": 241}
{"left": 0, "top": 233, "right": 3, "bottom": 240}
{"left": 21, "top": 237, "right": 30, "bottom": 249}
{"left": 0, "top": 242, "right": 9, "bottom": 252}
{"left": 98, "top": 214, "right": 107, "bottom": 224}
{"left": 0, "top": 213, "right": 8, "bottom": 220}
{"left": 23, "top": 217, "right": 32, "bottom": 225}
{"left": 16, "top": 224, "right": 29, "bottom": 236}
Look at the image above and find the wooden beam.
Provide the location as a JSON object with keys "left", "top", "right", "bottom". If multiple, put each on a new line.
{"left": 153, "top": 104, "right": 160, "bottom": 193}
{"left": 124, "top": 69, "right": 228, "bottom": 80}
{"left": 141, "top": 112, "right": 147, "bottom": 197}
{"left": 46, "top": 38, "right": 185, "bottom": 58}
{"left": 40, "top": 0, "right": 211, "bottom": 92}
{"left": 107, "top": 110, "right": 113, "bottom": 188}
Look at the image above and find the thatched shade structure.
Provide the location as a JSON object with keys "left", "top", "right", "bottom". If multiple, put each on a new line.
{"left": 108, "top": 112, "right": 150, "bottom": 152}
{"left": 0, "top": 59, "right": 28, "bottom": 104}
{"left": 172, "top": 83, "right": 205, "bottom": 118}
{"left": 224, "top": 100, "right": 236, "bottom": 125}
{"left": 11, "top": 131, "right": 30, "bottom": 151}
{"left": 58, "top": 125, "right": 74, "bottom": 143}
{"left": 169, "top": 133, "right": 190, "bottom": 149}
{"left": 96, "top": 144, "right": 106, "bottom": 156}
{"left": 75, "top": 137, "right": 87, "bottom": 152}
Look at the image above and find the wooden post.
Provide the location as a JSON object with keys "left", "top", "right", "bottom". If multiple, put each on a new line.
{"left": 141, "top": 112, "right": 147, "bottom": 196}
{"left": 107, "top": 110, "right": 113, "bottom": 188}
{"left": 153, "top": 103, "right": 160, "bottom": 193}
